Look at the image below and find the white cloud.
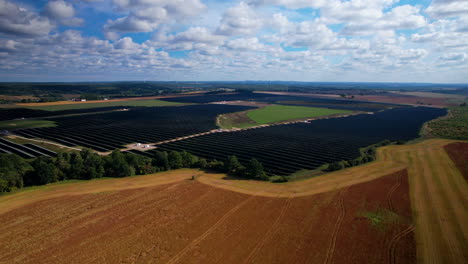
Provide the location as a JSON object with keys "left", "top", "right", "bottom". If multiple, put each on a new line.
{"left": 0, "top": 0, "right": 466, "bottom": 82}
{"left": 44, "top": 0, "right": 83, "bottom": 27}
{"left": 341, "top": 5, "right": 426, "bottom": 36}
{"left": 216, "top": 2, "right": 262, "bottom": 36}
{"left": 0, "top": 0, "right": 54, "bottom": 37}
{"left": 225, "top": 37, "right": 274, "bottom": 52}
{"left": 440, "top": 53, "right": 465, "bottom": 61}
{"left": 172, "top": 27, "right": 224, "bottom": 45}
{"left": 249, "top": 0, "right": 326, "bottom": 9}
{"left": 45, "top": 0, "right": 74, "bottom": 19}
{"left": 0, "top": 39, "right": 18, "bottom": 52}
{"left": 426, "top": 0, "right": 468, "bottom": 19}
{"left": 411, "top": 18, "right": 468, "bottom": 52}
{"left": 105, "top": 0, "right": 205, "bottom": 35}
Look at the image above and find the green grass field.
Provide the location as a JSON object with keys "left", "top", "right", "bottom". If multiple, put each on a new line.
{"left": 25, "top": 99, "right": 184, "bottom": 111}
{"left": 247, "top": 105, "right": 350, "bottom": 125}
{"left": 0, "top": 120, "right": 56, "bottom": 130}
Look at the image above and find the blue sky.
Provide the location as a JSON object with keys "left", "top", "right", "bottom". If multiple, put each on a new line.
{"left": 0, "top": 0, "right": 467, "bottom": 83}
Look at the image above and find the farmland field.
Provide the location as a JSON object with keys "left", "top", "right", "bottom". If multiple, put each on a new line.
{"left": 0, "top": 139, "right": 465, "bottom": 264}
{"left": 444, "top": 142, "right": 468, "bottom": 180}
{"left": 22, "top": 99, "right": 183, "bottom": 111}
{"left": 246, "top": 105, "right": 350, "bottom": 124}
{"left": 0, "top": 167, "right": 414, "bottom": 264}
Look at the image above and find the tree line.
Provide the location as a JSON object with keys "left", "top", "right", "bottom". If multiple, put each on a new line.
{"left": 325, "top": 140, "right": 393, "bottom": 172}
{"left": 0, "top": 148, "right": 268, "bottom": 193}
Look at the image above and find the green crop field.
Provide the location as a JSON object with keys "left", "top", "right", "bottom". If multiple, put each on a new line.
{"left": 246, "top": 105, "right": 350, "bottom": 125}
{"left": 24, "top": 99, "right": 184, "bottom": 111}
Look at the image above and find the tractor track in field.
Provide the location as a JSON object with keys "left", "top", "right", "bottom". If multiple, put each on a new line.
{"left": 165, "top": 195, "right": 255, "bottom": 264}
{"left": 386, "top": 170, "right": 403, "bottom": 211}
{"left": 242, "top": 197, "right": 292, "bottom": 264}
{"left": 323, "top": 187, "right": 348, "bottom": 264}
{"left": 388, "top": 225, "right": 415, "bottom": 264}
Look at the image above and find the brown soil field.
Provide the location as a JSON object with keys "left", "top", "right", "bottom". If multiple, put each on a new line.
{"left": 0, "top": 170, "right": 413, "bottom": 264}
{"left": 352, "top": 95, "right": 450, "bottom": 107}
{"left": 0, "top": 139, "right": 465, "bottom": 264}
{"left": 444, "top": 142, "right": 468, "bottom": 180}
{"left": 255, "top": 91, "right": 452, "bottom": 107}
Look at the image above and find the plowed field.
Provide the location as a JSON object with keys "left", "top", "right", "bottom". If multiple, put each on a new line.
{"left": 444, "top": 142, "right": 468, "bottom": 180}
{"left": 0, "top": 170, "right": 413, "bottom": 264}
{"left": 0, "top": 139, "right": 466, "bottom": 264}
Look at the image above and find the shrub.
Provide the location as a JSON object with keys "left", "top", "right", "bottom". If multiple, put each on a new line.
{"left": 269, "top": 175, "right": 288, "bottom": 183}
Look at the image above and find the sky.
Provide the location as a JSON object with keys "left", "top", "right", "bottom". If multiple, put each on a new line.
{"left": 0, "top": 0, "right": 467, "bottom": 83}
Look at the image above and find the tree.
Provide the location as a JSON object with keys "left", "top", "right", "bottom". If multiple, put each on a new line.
{"left": 81, "top": 149, "right": 104, "bottom": 179}
{"left": 105, "top": 150, "right": 134, "bottom": 178}
{"left": 153, "top": 151, "right": 170, "bottom": 170}
{"left": 326, "top": 161, "right": 344, "bottom": 171}
{"left": 29, "top": 157, "right": 59, "bottom": 185}
{"left": 125, "top": 153, "right": 157, "bottom": 175}
{"left": 0, "top": 154, "right": 31, "bottom": 192}
{"left": 207, "top": 159, "right": 224, "bottom": 170}
{"left": 181, "top": 150, "right": 198, "bottom": 168}
{"left": 69, "top": 152, "right": 84, "bottom": 179}
{"left": 54, "top": 152, "right": 71, "bottom": 181}
{"left": 197, "top": 158, "right": 208, "bottom": 168}
{"left": 246, "top": 158, "right": 267, "bottom": 180}
{"left": 225, "top": 155, "right": 243, "bottom": 174}
{"left": 168, "top": 151, "right": 183, "bottom": 169}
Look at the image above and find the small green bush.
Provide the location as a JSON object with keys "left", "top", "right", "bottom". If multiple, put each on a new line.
{"left": 269, "top": 175, "right": 288, "bottom": 183}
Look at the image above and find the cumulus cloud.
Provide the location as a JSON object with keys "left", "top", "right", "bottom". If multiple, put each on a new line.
{"left": 0, "top": 39, "right": 18, "bottom": 52}
{"left": 44, "top": 0, "right": 83, "bottom": 26}
{"left": 426, "top": 0, "right": 468, "bottom": 19}
{"left": 225, "top": 37, "right": 275, "bottom": 52}
{"left": 249, "top": 0, "right": 326, "bottom": 9}
{"left": 104, "top": 0, "right": 205, "bottom": 36}
{"left": 149, "top": 26, "right": 225, "bottom": 51}
{"left": 439, "top": 53, "right": 465, "bottom": 61}
{"left": 0, "top": 0, "right": 466, "bottom": 82}
{"left": 411, "top": 18, "right": 468, "bottom": 52}
{"left": 216, "top": 2, "right": 262, "bottom": 36}
{"left": 0, "top": 0, "right": 54, "bottom": 37}
{"left": 340, "top": 5, "right": 426, "bottom": 36}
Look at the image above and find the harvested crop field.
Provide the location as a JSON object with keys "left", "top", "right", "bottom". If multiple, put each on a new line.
{"left": 0, "top": 170, "right": 413, "bottom": 264}
{"left": 0, "top": 139, "right": 465, "bottom": 264}
{"left": 444, "top": 142, "right": 468, "bottom": 180}
{"left": 353, "top": 95, "right": 451, "bottom": 107}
